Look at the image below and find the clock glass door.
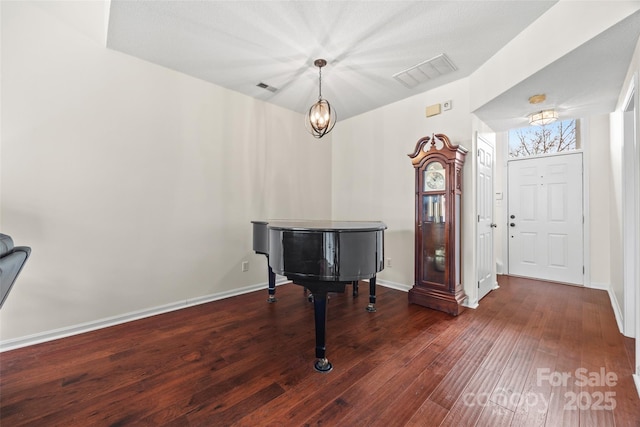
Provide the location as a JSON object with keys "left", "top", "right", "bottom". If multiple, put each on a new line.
{"left": 421, "top": 194, "right": 447, "bottom": 284}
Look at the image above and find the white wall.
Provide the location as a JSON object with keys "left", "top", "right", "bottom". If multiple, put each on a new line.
{"left": 587, "top": 116, "right": 612, "bottom": 289}
{"left": 0, "top": 2, "right": 332, "bottom": 343}
{"left": 609, "top": 112, "right": 625, "bottom": 323}
{"left": 331, "top": 78, "right": 474, "bottom": 297}
{"left": 493, "top": 132, "right": 508, "bottom": 274}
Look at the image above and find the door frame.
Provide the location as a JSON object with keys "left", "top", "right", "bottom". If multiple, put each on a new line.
{"left": 502, "top": 120, "right": 590, "bottom": 288}
{"left": 622, "top": 74, "right": 637, "bottom": 339}
{"left": 476, "top": 132, "right": 497, "bottom": 301}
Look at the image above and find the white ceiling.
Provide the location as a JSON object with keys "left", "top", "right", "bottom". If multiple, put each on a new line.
{"left": 106, "top": 1, "right": 640, "bottom": 131}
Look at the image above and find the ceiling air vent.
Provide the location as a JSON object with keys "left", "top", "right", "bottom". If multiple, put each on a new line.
{"left": 257, "top": 82, "right": 278, "bottom": 93}
{"left": 393, "top": 54, "right": 457, "bottom": 89}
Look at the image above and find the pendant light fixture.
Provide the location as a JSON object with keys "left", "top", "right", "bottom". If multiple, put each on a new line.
{"left": 527, "top": 94, "right": 558, "bottom": 126}
{"left": 528, "top": 109, "right": 559, "bottom": 126}
{"left": 305, "top": 59, "right": 337, "bottom": 138}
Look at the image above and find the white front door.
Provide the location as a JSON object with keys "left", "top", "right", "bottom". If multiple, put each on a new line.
{"left": 508, "top": 153, "right": 584, "bottom": 285}
{"left": 477, "top": 133, "right": 496, "bottom": 300}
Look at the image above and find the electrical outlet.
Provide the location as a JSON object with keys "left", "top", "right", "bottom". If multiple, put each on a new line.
{"left": 386, "top": 258, "right": 392, "bottom": 267}
{"left": 241, "top": 261, "right": 249, "bottom": 272}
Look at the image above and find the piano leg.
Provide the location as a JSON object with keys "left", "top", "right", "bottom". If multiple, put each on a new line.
{"left": 366, "top": 276, "right": 377, "bottom": 312}
{"left": 312, "top": 290, "right": 332, "bottom": 373}
{"left": 266, "top": 263, "right": 277, "bottom": 303}
{"left": 296, "top": 281, "right": 345, "bottom": 372}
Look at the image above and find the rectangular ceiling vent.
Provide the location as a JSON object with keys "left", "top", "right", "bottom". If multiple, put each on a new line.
{"left": 393, "top": 54, "right": 457, "bottom": 89}
{"left": 257, "top": 82, "right": 278, "bottom": 93}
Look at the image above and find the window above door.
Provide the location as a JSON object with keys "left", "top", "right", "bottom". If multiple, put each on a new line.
{"left": 508, "top": 119, "right": 580, "bottom": 158}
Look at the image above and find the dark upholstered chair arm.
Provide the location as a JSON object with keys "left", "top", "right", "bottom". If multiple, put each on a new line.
{"left": 0, "top": 236, "right": 32, "bottom": 309}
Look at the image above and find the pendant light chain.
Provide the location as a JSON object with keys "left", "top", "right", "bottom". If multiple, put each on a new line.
{"left": 318, "top": 65, "right": 323, "bottom": 100}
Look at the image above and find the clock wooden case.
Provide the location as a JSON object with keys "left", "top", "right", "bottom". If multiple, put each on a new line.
{"left": 408, "top": 133, "right": 467, "bottom": 315}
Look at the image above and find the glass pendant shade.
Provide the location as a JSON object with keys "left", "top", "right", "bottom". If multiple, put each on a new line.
{"left": 305, "top": 59, "right": 337, "bottom": 139}
{"left": 305, "top": 98, "right": 336, "bottom": 138}
{"left": 529, "top": 109, "right": 558, "bottom": 126}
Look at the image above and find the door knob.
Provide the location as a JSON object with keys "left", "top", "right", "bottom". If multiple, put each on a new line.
{"left": 490, "top": 223, "right": 497, "bottom": 228}
{"left": 510, "top": 223, "right": 516, "bottom": 227}
{"left": 510, "top": 214, "right": 516, "bottom": 219}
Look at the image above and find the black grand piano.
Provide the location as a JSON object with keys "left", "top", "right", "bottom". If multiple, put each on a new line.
{"left": 252, "top": 220, "right": 386, "bottom": 372}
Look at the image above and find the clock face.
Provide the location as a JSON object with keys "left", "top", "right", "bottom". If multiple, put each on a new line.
{"left": 425, "top": 170, "right": 445, "bottom": 191}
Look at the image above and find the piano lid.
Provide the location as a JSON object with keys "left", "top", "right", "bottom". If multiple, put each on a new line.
{"left": 267, "top": 220, "right": 387, "bottom": 232}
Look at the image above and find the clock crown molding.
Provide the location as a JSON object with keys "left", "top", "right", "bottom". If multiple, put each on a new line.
{"left": 408, "top": 133, "right": 468, "bottom": 168}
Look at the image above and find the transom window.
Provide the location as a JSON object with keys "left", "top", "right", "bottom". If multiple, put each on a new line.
{"left": 508, "top": 119, "right": 579, "bottom": 158}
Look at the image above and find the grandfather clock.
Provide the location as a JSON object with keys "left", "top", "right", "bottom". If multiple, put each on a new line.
{"left": 408, "top": 133, "right": 467, "bottom": 316}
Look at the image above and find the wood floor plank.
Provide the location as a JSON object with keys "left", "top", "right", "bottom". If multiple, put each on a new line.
{"left": 510, "top": 349, "right": 559, "bottom": 427}
{"left": 437, "top": 366, "right": 502, "bottom": 427}
{"left": 0, "top": 277, "right": 637, "bottom": 426}
{"left": 543, "top": 352, "right": 581, "bottom": 427}
{"left": 428, "top": 335, "right": 495, "bottom": 411}
{"left": 475, "top": 401, "right": 514, "bottom": 427}
{"left": 490, "top": 333, "right": 541, "bottom": 412}
{"left": 403, "top": 399, "right": 449, "bottom": 427}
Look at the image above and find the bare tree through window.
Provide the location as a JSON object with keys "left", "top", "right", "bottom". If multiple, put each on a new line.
{"left": 508, "top": 119, "right": 577, "bottom": 158}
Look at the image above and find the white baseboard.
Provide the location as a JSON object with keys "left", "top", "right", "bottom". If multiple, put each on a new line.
{"left": 463, "top": 300, "right": 479, "bottom": 309}
{"left": 0, "top": 279, "right": 288, "bottom": 352}
{"left": 587, "top": 282, "right": 628, "bottom": 337}
{"left": 606, "top": 286, "right": 625, "bottom": 336}
{"left": 376, "top": 279, "right": 411, "bottom": 292}
{"left": 589, "top": 281, "right": 609, "bottom": 291}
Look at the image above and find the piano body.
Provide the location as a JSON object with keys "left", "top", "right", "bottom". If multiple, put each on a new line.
{"left": 251, "top": 220, "right": 386, "bottom": 372}
{"left": 251, "top": 221, "right": 278, "bottom": 302}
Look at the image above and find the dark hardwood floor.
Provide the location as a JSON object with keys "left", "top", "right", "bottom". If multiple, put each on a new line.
{"left": 1, "top": 275, "right": 638, "bottom": 426}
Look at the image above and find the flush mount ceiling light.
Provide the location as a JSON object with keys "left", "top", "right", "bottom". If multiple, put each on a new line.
{"left": 527, "top": 94, "right": 558, "bottom": 126}
{"left": 528, "top": 94, "right": 546, "bottom": 104}
{"left": 529, "top": 109, "right": 558, "bottom": 126}
{"left": 305, "top": 59, "right": 337, "bottom": 139}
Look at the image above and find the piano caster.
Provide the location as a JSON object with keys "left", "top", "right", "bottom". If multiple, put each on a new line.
{"left": 266, "top": 264, "right": 277, "bottom": 303}
{"left": 314, "top": 358, "right": 333, "bottom": 373}
{"left": 366, "top": 277, "right": 377, "bottom": 312}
